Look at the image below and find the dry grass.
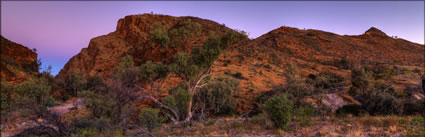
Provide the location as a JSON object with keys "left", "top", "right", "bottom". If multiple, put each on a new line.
{"left": 144, "top": 115, "right": 424, "bottom": 137}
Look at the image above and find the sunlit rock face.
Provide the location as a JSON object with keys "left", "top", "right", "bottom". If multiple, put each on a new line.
{"left": 1, "top": 36, "right": 38, "bottom": 84}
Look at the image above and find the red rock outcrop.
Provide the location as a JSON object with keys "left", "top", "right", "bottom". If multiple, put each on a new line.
{"left": 1, "top": 36, "right": 38, "bottom": 84}
{"left": 58, "top": 14, "right": 233, "bottom": 79}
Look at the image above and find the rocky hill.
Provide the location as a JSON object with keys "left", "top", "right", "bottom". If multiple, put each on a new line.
{"left": 57, "top": 14, "right": 235, "bottom": 79}
{"left": 211, "top": 26, "right": 424, "bottom": 111}
{"left": 1, "top": 36, "right": 38, "bottom": 84}
{"left": 58, "top": 14, "right": 424, "bottom": 112}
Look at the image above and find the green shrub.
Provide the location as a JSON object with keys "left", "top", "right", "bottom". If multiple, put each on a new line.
{"left": 263, "top": 94, "right": 293, "bottom": 129}
{"left": 231, "top": 72, "right": 244, "bottom": 79}
{"left": 1, "top": 81, "right": 12, "bottom": 114}
{"left": 306, "top": 71, "right": 345, "bottom": 94}
{"left": 64, "top": 72, "right": 85, "bottom": 96}
{"left": 293, "top": 106, "right": 314, "bottom": 126}
{"left": 348, "top": 68, "right": 375, "bottom": 96}
{"left": 85, "top": 75, "right": 107, "bottom": 93}
{"left": 194, "top": 77, "right": 238, "bottom": 116}
{"left": 139, "top": 108, "right": 162, "bottom": 131}
{"left": 249, "top": 113, "right": 267, "bottom": 125}
{"left": 358, "top": 91, "right": 404, "bottom": 115}
{"left": 161, "top": 87, "right": 190, "bottom": 120}
{"left": 286, "top": 82, "right": 314, "bottom": 101}
{"left": 169, "top": 19, "right": 202, "bottom": 48}
{"left": 139, "top": 61, "right": 169, "bottom": 81}
{"left": 149, "top": 22, "right": 170, "bottom": 48}
{"left": 69, "top": 117, "right": 110, "bottom": 131}
{"left": 15, "top": 78, "right": 51, "bottom": 105}
{"left": 44, "top": 96, "right": 59, "bottom": 107}
{"left": 79, "top": 90, "right": 117, "bottom": 118}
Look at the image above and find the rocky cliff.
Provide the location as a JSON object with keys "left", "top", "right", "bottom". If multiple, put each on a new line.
{"left": 1, "top": 36, "right": 38, "bottom": 84}
{"left": 58, "top": 14, "right": 234, "bottom": 79}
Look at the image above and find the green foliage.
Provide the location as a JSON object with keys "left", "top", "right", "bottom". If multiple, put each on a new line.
{"left": 194, "top": 77, "right": 238, "bottom": 115}
{"left": 69, "top": 116, "right": 111, "bottom": 132}
{"left": 79, "top": 90, "right": 117, "bottom": 118}
{"left": 293, "top": 106, "right": 314, "bottom": 127}
{"left": 170, "top": 52, "right": 200, "bottom": 81}
{"left": 231, "top": 72, "right": 243, "bottom": 79}
{"left": 15, "top": 78, "right": 52, "bottom": 105}
{"left": 284, "top": 64, "right": 298, "bottom": 85}
{"left": 201, "top": 37, "right": 222, "bottom": 67}
{"left": 139, "top": 108, "right": 162, "bottom": 131}
{"left": 249, "top": 113, "right": 267, "bottom": 125}
{"left": 221, "top": 30, "right": 249, "bottom": 46}
{"left": 285, "top": 82, "right": 314, "bottom": 102}
{"left": 114, "top": 55, "right": 140, "bottom": 87}
{"left": 85, "top": 75, "right": 107, "bottom": 93}
{"left": 375, "top": 82, "right": 404, "bottom": 98}
{"left": 348, "top": 68, "right": 375, "bottom": 96}
{"left": 263, "top": 94, "right": 293, "bottom": 129}
{"left": 115, "top": 55, "right": 134, "bottom": 76}
{"left": 169, "top": 19, "right": 202, "bottom": 48}
{"left": 358, "top": 91, "right": 404, "bottom": 115}
{"left": 0, "top": 81, "right": 13, "bottom": 114}
{"left": 370, "top": 65, "right": 399, "bottom": 79}
{"left": 139, "top": 61, "right": 169, "bottom": 81}
{"left": 64, "top": 72, "right": 85, "bottom": 96}
{"left": 161, "top": 87, "right": 190, "bottom": 120}
{"left": 44, "top": 96, "right": 59, "bottom": 107}
{"left": 149, "top": 22, "right": 170, "bottom": 48}
{"left": 306, "top": 71, "right": 345, "bottom": 93}
{"left": 224, "top": 71, "right": 244, "bottom": 79}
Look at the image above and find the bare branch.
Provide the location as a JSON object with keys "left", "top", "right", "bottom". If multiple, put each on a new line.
{"left": 194, "top": 73, "right": 213, "bottom": 90}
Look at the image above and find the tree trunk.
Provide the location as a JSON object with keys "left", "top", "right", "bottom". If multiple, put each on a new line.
{"left": 184, "top": 96, "right": 193, "bottom": 123}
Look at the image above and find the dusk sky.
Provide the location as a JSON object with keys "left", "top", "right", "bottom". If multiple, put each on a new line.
{"left": 1, "top": 1, "right": 424, "bottom": 75}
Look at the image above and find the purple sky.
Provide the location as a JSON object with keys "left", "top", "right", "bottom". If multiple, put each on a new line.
{"left": 1, "top": 1, "right": 424, "bottom": 75}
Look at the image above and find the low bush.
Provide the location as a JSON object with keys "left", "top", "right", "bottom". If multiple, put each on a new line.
{"left": 403, "top": 99, "right": 424, "bottom": 115}
{"left": 224, "top": 71, "right": 245, "bottom": 79}
{"left": 63, "top": 72, "right": 85, "bottom": 96}
{"left": 139, "top": 108, "right": 162, "bottom": 131}
{"left": 358, "top": 91, "right": 404, "bottom": 115}
{"left": 161, "top": 87, "right": 190, "bottom": 121}
{"left": 348, "top": 68, "right": 375, "bottom": 97}
{"left": 335, "top": 57, "right": 351, "bottom": 70}
{"left": 15, "top": 78, "right": 51, "bottom": 105}
{"left": 79, "top": 90, "right": 117, "bottom": 118}
{"left": 335, "top": 104, "right": 367, "bottom": 116}
{"left": 293, "top": 106, "right": 314, "bottom": 126}
{"left": 194, "top": 77, "right": 238, "bottom": 116}
{"left": 263, "top": 94, "right": 293, "bottom": 129}
{"left": 249, "top": 113, "right": 267, "bottom": 125}
{"left": 44, "top": 96, "right": 60, "bottom": 107}
{"left": 85, "top": 75, "right": 107, "bottom": 93}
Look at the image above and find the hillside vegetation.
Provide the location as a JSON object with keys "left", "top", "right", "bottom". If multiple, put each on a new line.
{"left": 1, "top": 14, "right": 424, "bottom": 137}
